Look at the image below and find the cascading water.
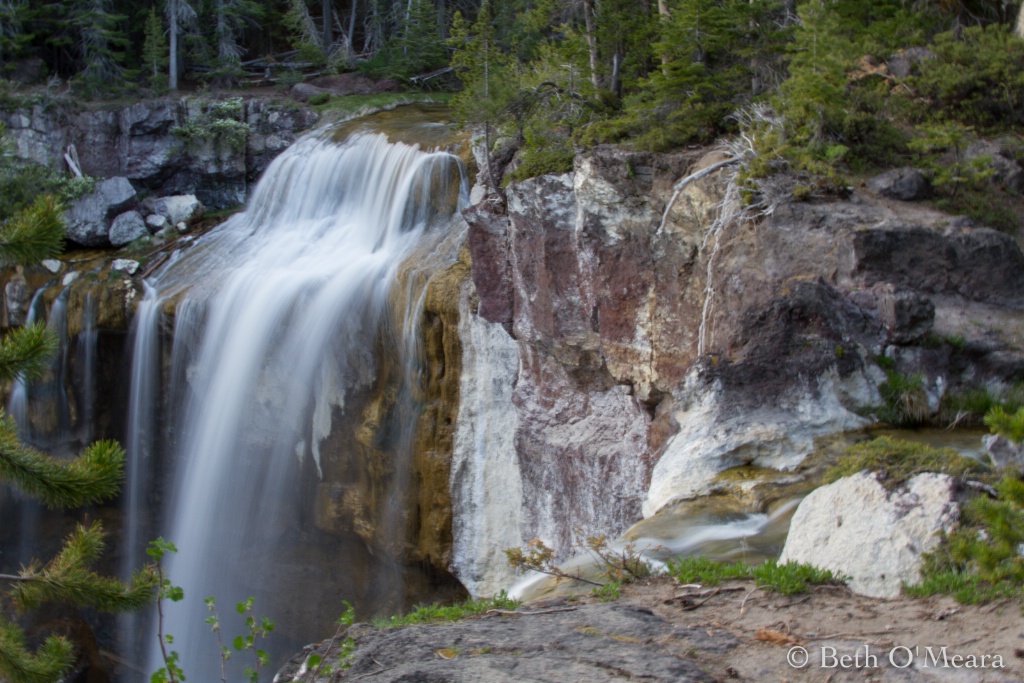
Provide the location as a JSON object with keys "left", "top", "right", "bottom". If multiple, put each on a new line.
{"left": 131, "top": 123, "right": 467, "bottom": 680}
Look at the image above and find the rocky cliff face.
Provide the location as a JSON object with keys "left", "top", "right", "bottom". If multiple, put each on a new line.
{"left": 3, "top": 97, "right": 317, "bottom": 209}
{"left": 451, "top": 144, "right": 1024, "bottom": 595}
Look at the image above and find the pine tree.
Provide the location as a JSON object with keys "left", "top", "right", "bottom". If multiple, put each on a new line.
{"left": 0, "top": 0, "right": 32, "bottom": 67}
{"left": 208, "top": 0, "right": 263, "bottom": 87}
{"left": 142, "top": 6, "right": 170, "bottom": 91}
{"left": 69, "top": 0, "right": 130, "bottom": 92}
{"left": 0, "top": 145, "right": 156, "bottom": 683}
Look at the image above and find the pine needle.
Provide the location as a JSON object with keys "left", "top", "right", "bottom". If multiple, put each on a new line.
{"left": 0, "top": 195, "right": 66, "bottom": 267}
{"left": 0, "top": 420, "right": 125, "bottom": 509}
{"left": 0, "top": 323, "right": 58, "bottom": 384}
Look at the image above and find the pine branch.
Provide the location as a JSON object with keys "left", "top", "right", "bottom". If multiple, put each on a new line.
{"left": 0, "top": 618, "right": 75, "bottom": 683}
{"left": 10, "top": 522, "right": 157, "bottom": 612}
{"left": 0, "top": 195, "right": 65, "bottom": 267}
{"left": 0, "top": 323, "right": 58, "bottom": 384}
{"left": 0, "top": 421, "right": 125, "bottom": 508}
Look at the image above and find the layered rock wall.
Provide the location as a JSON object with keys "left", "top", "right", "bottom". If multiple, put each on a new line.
{"left": 453, "top": 144, "right": 1024, "bottom": 594}
{"left": 3, "top": 97, "right": 317, "bottom": 209}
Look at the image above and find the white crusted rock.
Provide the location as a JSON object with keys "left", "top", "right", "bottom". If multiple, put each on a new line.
{"left": 779, "top": 471, "right": 959, "bottom": 598}
{"left": 111, "top": 259, "right": 140, "bottom": 275}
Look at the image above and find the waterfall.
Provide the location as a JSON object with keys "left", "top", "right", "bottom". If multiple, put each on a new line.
{"left": 75, "top": 293, "right": 98, "bottom": 446}
{"left": 134, "top": 127, "right": 467, "bottom": 680}
{"left": 119, "top": 284, "right": 162, "bottom": 664}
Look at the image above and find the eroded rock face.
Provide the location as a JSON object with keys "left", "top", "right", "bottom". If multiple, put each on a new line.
{"left": 456, "top": 144, "right": 1024, "bottom": 595}
{"left": 2, "top": 97, "right": 318, "bottom": 210}
{"left": 779, "top": 472, "right": 959, "bottom": 598}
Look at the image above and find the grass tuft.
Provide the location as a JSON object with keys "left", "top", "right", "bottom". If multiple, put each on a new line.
{"left": 826, "top": 436, "right": 985, "bottom": 490}
{"left": 666, "top": 557, "right": 842, "bottom": 595}
{"left": 372, "top": 592, "right": 518, "bottom": 629}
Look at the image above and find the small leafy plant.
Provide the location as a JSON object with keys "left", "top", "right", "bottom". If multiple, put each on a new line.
{"left": 505, "top": 534, "right": 658, "bottom": 589}
{"left": 148, "top": 538, "right": 185, "bottom": 683}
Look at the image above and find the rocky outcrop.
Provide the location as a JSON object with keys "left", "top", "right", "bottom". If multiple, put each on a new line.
{"left": 3, "top": 96, "right": 318, "bottom": 209}
{"left": 64, "top": 180, "right": 206, "bottom": 248}
{"left": 276, "top": 603, "right": 723, "bottom": 683}
{"left": 867, "top": 167, "right": 931, "bottom": 200}
{"left": 65, "top": 177, "right": 137, "bottom": 246}
{"left": 779, "top": 471, "right": 960, "bottom": 598}
{"left": 455, "top": 142, "right": 1024, "bottom": 595}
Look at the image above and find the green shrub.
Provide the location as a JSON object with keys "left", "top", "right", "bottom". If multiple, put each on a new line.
{"left": 307, "top": 92, "right": 330, "bottom": 106}
{"left": 910, "top": 25, "right": 1024, "bottom": 131}
{"left": 909, "top": 474, "right": 1024, "bottom": 603}
{"left": 984, "top": 405, "right": 1024, "bottom": 444}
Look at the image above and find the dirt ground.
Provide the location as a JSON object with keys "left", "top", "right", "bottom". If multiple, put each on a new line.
{"left": 620, "top": 576, "right": 1024, "bottom": 682}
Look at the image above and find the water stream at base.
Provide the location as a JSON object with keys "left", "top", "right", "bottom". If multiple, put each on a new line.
{"left": 129, "top": 122, "right": 467, "bottom": 681}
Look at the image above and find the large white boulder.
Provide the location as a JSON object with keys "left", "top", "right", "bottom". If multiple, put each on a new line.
{"left": 779, "top": 471, "right": 959, "bottom": 598}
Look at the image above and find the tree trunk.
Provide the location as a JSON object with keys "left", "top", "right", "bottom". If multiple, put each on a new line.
{"left": 657, "top": 0, "right": 669, "bottom": 74}
{"left": 347, "top": 0, "right": 357, "bottom": 54}
{"left": 323, "top": 0, "right": 334, "bottom": 51}
{"left": 582, "top": 0, "right": 600, "bottom": 89}
{"left": 169, "top": 0, "right": 178, "bottom": 91}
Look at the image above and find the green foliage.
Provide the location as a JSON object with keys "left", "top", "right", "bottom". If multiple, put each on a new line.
{"left": 0, "top": 620, "right": 74, "bottom": 683}
{"left": 749, "top": 559, "right": 841, "bottom": 595}
{"left": 0, "top": 195, "right": 66, "bottom": 267}
{"left": 585, "top": 0, "right": 790, "bottom": 152}
{"left": 173, "top": 98, "right": 250, "bottom": 153}
{"left": 233, "top": 597, "right": 275, "bottom": 683}
{"left": 910, "top": 474, "right": 1024, "bottom": 603}
{"left": 142, "top": 7, "right": 169, "bottom": 92}
{"left": 0, "top": 323, "right": 58, "bottom": 384}
{"left": 67, "top": 0, "right": 131, "bottom": 97}
{"left": 591, "top": 581, "right": 621, "bottom": 602}
{"left": 910, "top": 25, "right": 1024, "bottom": 130}
{"left": 666, "top": 557, "right": 842, "bottom": 595}
{"left": 361, "top": 0, "right": 447, "bottom": 79}
{"left": 0, "top": 429, "right": 127, "bottom": 508}
{"left": 826, "top": 436, "right": 985, "bottom": 489}
{"left": 373, "top": 592, "right": 519, "bottom": 629}
{"left": 666, "top": 556, "right": 751, "bottom": 586}
{"left": 877, "top": 370, "right": 930, "bottom": 426}
{"left": 448, "top": 2, "right": 517, "bottom": 126}
{"left": 307, "top": 91, "right": 330, "bottom": 106}
{"left": 148, "top": 539, "right": 185, "bottom": 683}
{"left": 939, "top": 386, "right": 1000, "bottom": 426}
{"left": 581, "top": 535, "right": 655, "bottom": 583}
{"left": 282, "top": 0, "right": 326, "bottom": 67}
{"left": 11, "top": 522, "right": 156, "bottom": 611}
{"left": 984, "top": 405, "right": 1024, "bottom": 444}
{"left": 505, "top": 534, "right": 656, "bottom": 587}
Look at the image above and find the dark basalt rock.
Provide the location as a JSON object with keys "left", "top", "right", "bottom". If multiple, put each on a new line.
{"left": 867, "top": 167, "right": 931, "bottom": 200}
